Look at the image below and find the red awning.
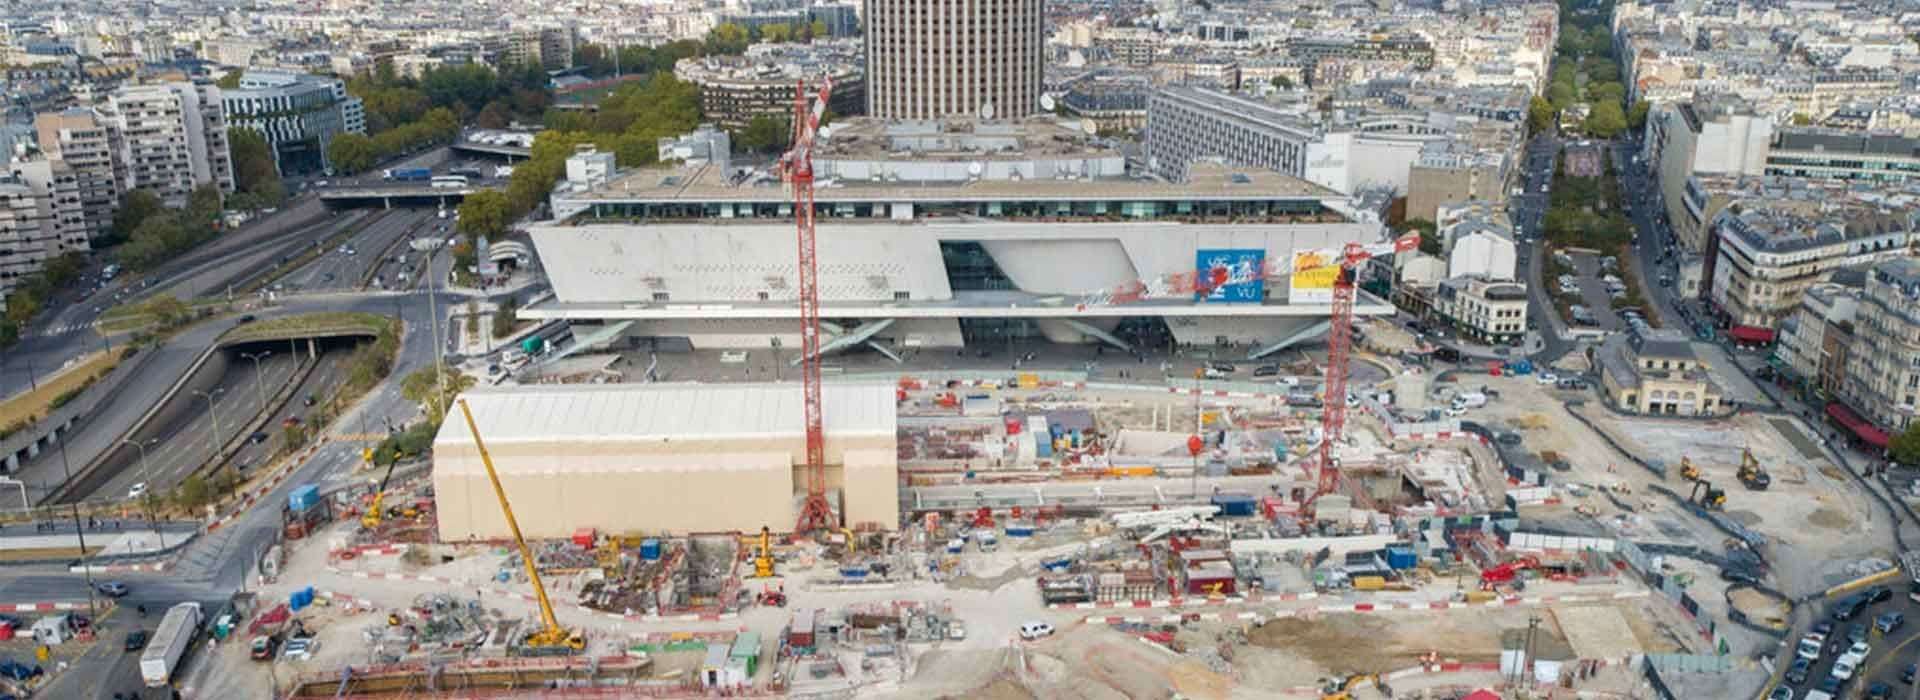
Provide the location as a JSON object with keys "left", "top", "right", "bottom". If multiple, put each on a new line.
{"left": 1463, "top": 691, "right": 1503, "bottom": 700}
{"left": 1729, "top": 325, "right": 1776, "bottom": 343}
{"left": 1826, "top": 402, "right": 1891, "bottom": 448}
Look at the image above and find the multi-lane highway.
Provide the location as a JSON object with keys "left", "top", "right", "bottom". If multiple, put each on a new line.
{"left": 275, "top": 209, "right": 434, "bottom": 293}
{"left": 89, "top": 351, "right": 307, "bottom": 503}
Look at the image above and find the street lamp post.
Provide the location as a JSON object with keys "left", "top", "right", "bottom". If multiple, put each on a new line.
{"left": 241, "top": 351, "right": 273, "bottom": 410}
{"left": 120, "top": 439, "right": 164, "bottom": 548}
{"left": 193, "top": 388, "right": 226, "bottom": 463}
{"left": 53, "top": 435, "right": 98, "bottom": 618}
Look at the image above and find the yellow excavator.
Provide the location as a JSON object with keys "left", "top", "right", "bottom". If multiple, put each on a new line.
{"left": 1738, "top": 448, "right": 1771, "bottom": 490}
{"left": 1321, "top": 673, "right": 1380, "bottom": 700}
{"left": 1677, "top": 456, "right": 1701, "bottom": 482}
{"left": 458, "top": 399, "right": 586, "bottom": 655}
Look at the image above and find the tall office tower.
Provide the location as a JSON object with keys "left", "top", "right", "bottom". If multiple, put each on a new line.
{"left": 863, "top": 0, "right": 1044, "bottom": 121}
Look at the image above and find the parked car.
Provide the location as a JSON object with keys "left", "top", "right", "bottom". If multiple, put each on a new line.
{"left": 1018, "top": 621, "right": 1055, "bottom": 640}
{"left": 1797, "top": 635, "right": 1824, "bottom": 661}
{"left": 1876, "top": 612, "right": 1904, "bottom": 634}
{"left": 1833, "top": 595, "right": 1869, "bottom": 621}
{"left": 1866, "top": 586, "right": 1893, "bottom": 604}
{"left": 1252, "top": 364, "right": 1280, "bottom": 377}
{"left": 1765, "top": 686, "right": 1792, "bottom": 700}
{"left": 1536, "top": 372, "right": 1559, "bottom": 385}
{"left": 1868, "top": 681, "right": 1893, "bottom": 699}
{"left": 1786, "top": 656, "right": 1813, "bottom": 683}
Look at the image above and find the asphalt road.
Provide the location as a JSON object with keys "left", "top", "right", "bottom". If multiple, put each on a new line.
{"left": 91, "top": 352, "right": 301, "bottom": 503}
{"left": 1510, "top": 134, "right": 1580, "bottom": 364}
{"left": 276, "top": 209, "right": 432, "bottom": 293}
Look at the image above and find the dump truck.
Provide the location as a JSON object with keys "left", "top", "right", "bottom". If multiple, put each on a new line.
{"left": 141, "top": 602, "right": 202, "bottom": 687}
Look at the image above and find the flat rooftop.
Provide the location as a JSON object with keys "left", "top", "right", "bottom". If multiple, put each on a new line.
{"left": 434, "top": 382, "right": 897, "bottom": 450}
{"left": 564, "top": 160, "right": 1343, "bottom": 204}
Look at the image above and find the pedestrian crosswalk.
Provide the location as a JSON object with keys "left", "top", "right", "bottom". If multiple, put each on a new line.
{"left": 31, "top": 321, "right": 101, "bottom": 337}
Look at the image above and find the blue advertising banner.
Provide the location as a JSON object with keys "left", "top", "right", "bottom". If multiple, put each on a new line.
{"left": 1195, "top": 249, "right": 1265, "bottom": 303}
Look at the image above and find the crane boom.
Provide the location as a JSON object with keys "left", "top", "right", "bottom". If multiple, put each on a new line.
{"left": 782, "top": 78, "right": 837, "bottom": 533}
{"left": 457, "top": 399, "right": 581, "bottom": 651}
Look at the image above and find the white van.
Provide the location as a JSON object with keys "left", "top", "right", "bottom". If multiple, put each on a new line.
{"left": 1019, "top": 621, "right": 1055, "bottom": 640}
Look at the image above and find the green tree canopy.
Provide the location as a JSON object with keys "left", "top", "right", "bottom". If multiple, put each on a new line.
{"left": 227, "top": 128, "right": 283, "bottom": 209}
{"left": 326, "top": 133, "right": 378, "bottom": 174}
{"left": 1892, "top": 423, "right": 1920, "bottom": 466}
{"left": 1585, "top": 101, "right": 1627, "bottom": 138}
{"left": 456, "top": 190, "right": 513, "bottom": 240}
{"left": 1528, "top": 96, "right": 1557, "bottom": 136}
{"left": 110, "top": 190, "right": 166, "bottom": 243}
{"left": 1627, "top": 101, "right": 1651, "bottom": 130}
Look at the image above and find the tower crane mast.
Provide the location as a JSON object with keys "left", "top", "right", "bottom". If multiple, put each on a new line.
{"left": 779, "top": 78, "right": 837, "bottom": 534}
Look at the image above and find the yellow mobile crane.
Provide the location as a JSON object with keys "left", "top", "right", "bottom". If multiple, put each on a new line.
{"left": 752, "top": 526, "right": 775, "bottom": 578}
{"left": 457, "top": 399, "right": 586, "bottom": 654}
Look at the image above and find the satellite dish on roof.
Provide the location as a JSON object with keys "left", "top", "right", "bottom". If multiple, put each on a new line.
{"left": 980, "top": 101, "right": 996, "bottom": 121}
{"left": 1040, "top": 93, "right": 1056, "bottom": 112}
{"left": 967, "top": 162, "right": 984, "bottom": 177}
{"left": 1080, "top": 119, "right": 1098, "bottom": 135}
{"left": 818, "top": 125, "right": 835, "bottom": 140}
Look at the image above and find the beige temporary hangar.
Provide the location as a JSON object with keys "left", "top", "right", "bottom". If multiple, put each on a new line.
{"left": 433, "top": 382, "right": 899, "bottom": 540}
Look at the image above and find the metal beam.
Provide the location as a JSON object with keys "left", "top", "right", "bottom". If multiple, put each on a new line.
{"left": 531, "top": 320, "right": 634, "bottom": 365}
{"left": 792, "top": 318, "right": 897, "bottom": 365}
{"left": 1246, "top": 319, "right": 1331, "bottom": 361}
{"left": 1059, "top": 318, "right": 1132, "bottom": 352}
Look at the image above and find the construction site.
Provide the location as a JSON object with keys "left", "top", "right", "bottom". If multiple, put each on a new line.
{"left": 172, "top": 85, "right": 1861, "bottom": 700}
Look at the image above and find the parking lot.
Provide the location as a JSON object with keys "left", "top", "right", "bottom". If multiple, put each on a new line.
{"left": 1550, "top": 250, "right": 1626, "bottom": 331}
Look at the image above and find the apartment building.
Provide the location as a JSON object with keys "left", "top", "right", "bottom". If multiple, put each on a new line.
{"left": 1707, "top": 204, "right": 1916, "bottom": 333}
{"left": 0, "top": 182, "right": 52, "bottom": 299}
{"left": 671, "top": 43, "right": 865, "bottom": 132}
{"left": 1643, "top": 100, "right": 1773, "bottom": 254}
{"left": 1437, "top": 201, "right": 1517, "bottom": 281}
{"left": 33, "top": 108, "right": 119, "bottom": 239}
{"left": 506, "top": 27, "right": 576, "bottom": 71}
{"left": 1774, "top": 277, "right": 1862, "bottom": 399}
{"left": 1841, "top": 257, "right": 1920, "bottom": 437}
{"left": 1430, "top": 276, "right": 1529, "bottom": 345}
{"left": 107, "top": 82, "right": 235, "bottom": 206}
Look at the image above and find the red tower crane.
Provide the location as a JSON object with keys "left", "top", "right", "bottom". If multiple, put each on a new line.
{"left": 778, "top": 78, "right": 837, "bottom": 533}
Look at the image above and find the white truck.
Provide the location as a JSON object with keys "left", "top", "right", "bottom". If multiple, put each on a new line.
{"left": 141, "top": 602, "right": 202, "bottom": 687}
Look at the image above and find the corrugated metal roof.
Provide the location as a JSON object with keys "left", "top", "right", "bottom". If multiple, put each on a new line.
{"left": 434, "top": 382, "right": 897, "bottom": 446}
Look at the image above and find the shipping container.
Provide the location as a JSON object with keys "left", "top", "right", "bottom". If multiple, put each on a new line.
{"left": 1210, "top": 492, "right": 1258, "bottom": 517}
{"left": 1385, "top": 545, "right": 1418, "bottom": 570}
{"left": 1352, "top": 575, "right": 1387, "bottom": 591}
{"left": 288, "top": 484, "right": 321, "bottom": 512}
{"left": 639, "top": 538, "right": 662, "bottom": 560}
